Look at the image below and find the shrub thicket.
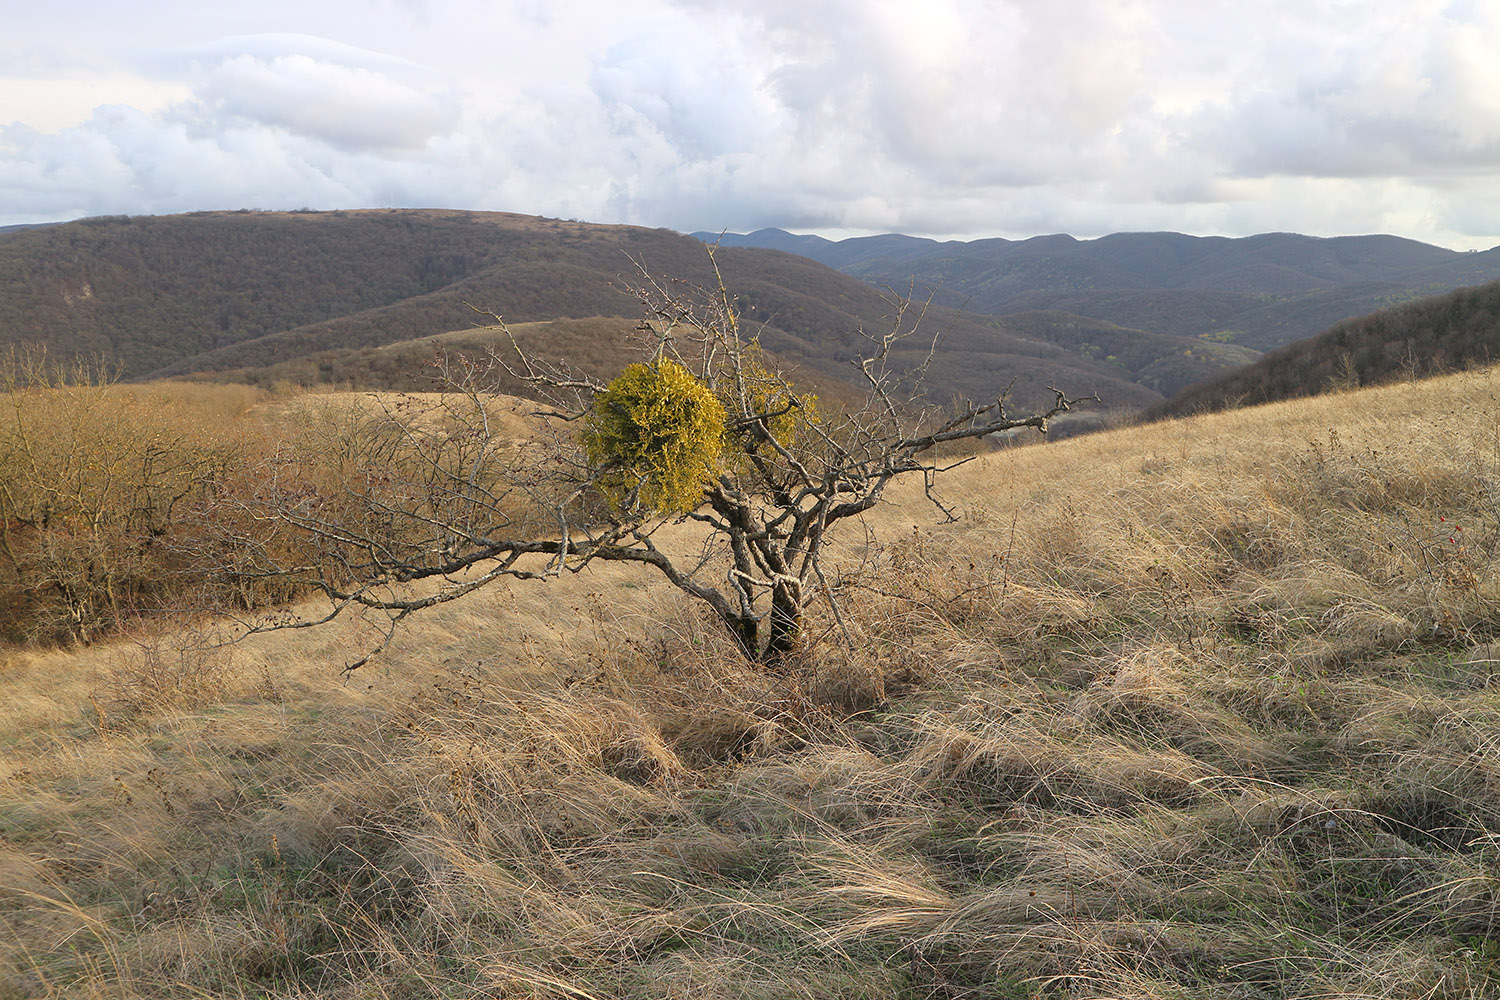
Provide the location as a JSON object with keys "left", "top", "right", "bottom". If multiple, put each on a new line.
{"left": 0, "top": 359, "right": 314, "bottom": 643}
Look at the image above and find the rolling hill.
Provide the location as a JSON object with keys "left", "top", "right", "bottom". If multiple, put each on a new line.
{"left": 0, "top": 209, "right": 685, "bottom": 377}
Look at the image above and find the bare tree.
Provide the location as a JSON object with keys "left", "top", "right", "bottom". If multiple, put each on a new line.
{"left": 227, "top": 254, "right": 1093, "bottom": 669}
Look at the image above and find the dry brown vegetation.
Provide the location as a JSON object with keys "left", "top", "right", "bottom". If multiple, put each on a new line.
{"left": 0, "top": 371, "right": 275, "bottom": 643}
{"left": 0, "top": 364, "right": 548, "bottom": 646}
{"left": 3, "top": 368, "right": 1500, "bottom": 998}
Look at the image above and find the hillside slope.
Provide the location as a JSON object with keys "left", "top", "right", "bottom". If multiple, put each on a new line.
{"left": 4, "top": 369, "right": 1499, "bottom": 998}
{"left": 0, "top": 210, "right": 719, "bottom": 377}
{"left": 1156, "top": 276, "right": 1500, "bottom": 416}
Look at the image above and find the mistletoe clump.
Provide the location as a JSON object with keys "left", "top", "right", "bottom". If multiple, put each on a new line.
{"left": 583, "top": 359, "right": 726, "bottom": 514}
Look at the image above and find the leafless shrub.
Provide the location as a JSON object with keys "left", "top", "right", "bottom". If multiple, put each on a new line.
{"left": 97, "top": 619, "right": 238, "bottom": 716}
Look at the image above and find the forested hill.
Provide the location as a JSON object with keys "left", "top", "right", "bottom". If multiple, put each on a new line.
{"left": 0, "top": 210, "right": 667, "bottom": 377}
{"left": 1153, "top": 277, "right": 1500, "bottom": 417}
{"left": 701, "top": 228, "right": 1500, "bottom": 354}
{"left": 0, "top": 209, "right": 1203, "bottom": 412}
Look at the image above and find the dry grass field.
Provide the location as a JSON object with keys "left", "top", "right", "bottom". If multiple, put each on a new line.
{"left": 3, "top": 368, "right": 1500, "bottom": 998}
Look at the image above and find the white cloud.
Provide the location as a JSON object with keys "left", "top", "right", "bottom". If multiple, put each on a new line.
{"left": 195, "top": 52, "right": 459, "bottom": 151}
{"left": 0, "top": 76, "right": 189, "bottom": 132}
{"left": 0, "top": 32, "right": 473, "bottom": 221}
{"left": 155, "top": 34, "right": 463, "bottom": 152}
{"left": 589, "top": 29, "right": 783, "bottom": 158}
{"left": 1178, "top": 1, "right": 1500, "bottom": 179}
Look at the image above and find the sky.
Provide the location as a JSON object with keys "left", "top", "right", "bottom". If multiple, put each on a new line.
{"left": 4, "top": 0, "right": 1500, "bottom": 249}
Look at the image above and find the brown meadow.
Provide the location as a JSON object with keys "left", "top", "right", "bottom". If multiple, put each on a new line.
{"left": 2, "top": 367, "right": 1499, "bottom": 998}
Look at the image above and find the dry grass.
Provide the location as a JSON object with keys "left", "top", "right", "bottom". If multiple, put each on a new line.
{"left": 3, "top": 368, "right": 1500, "bottom": 998}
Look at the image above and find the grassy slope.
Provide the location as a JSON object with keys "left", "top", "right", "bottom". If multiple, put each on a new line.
{"left": 3, "top": 369, "right": 1500, "bottom": 997}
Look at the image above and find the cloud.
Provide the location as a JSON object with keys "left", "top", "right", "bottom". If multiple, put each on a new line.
{"left": 195, "top": 52, "right": 458, "bottom": 151}
{"left": 0, "top": 32, "right": 472, "bottom": 222}
{"left": 163, "top": 34, "right": 461, "bottom": 152}
{"left": 162, "top": 33, "right": 428, "bottom": 76}
{"left": 2, "top": 2, "right": 1500, "bottom": 250}
{"left": 1178, "top": 2, "right": 1500, "bottom": 179}
{"left": 638, "top": 0, "right": 1500, "bottom": 247}
{"left": 589, "top": 30, "right": 781, "bottom": 159}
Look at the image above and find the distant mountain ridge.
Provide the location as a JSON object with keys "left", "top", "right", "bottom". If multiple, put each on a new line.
{"left": 17, "top": 211, "right": 1454, "bottom": 417}
{"left": 696, "top": 228, "right": 1500, "bottom": 354}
